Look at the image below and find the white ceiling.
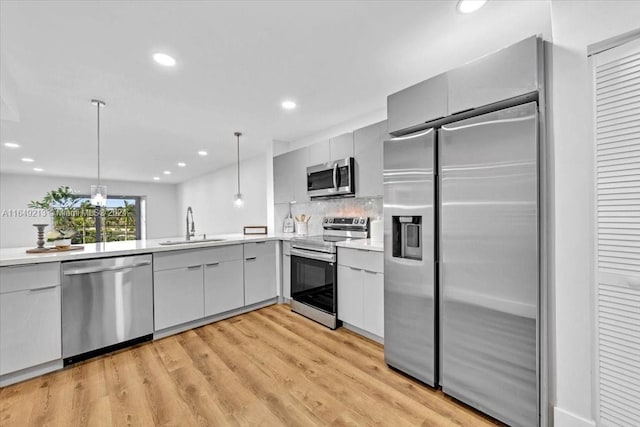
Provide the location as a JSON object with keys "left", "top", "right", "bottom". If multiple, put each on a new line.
{"left": 0, "top": 0, "right": 551, "bottom": 183}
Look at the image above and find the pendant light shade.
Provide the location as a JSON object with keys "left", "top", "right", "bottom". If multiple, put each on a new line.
{"left": 233, "top": 131, "right": 244, "bottom": 208}
{"left": 90, "top": 99, "right": 107, "bottom": 206}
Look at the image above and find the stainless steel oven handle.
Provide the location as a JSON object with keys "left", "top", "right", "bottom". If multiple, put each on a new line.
{"left": 291, "top": 248, "right": 336, "bottom": 263}
{"left": 333, "top": 163, "right": 338, "bottom": 190}
{"left": 63, "top": 260, "right": 151, "bottom": 276}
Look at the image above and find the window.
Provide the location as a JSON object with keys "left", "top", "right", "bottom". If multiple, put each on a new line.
{"left": 68, "top": 196, "right": 142, "bottom": 244}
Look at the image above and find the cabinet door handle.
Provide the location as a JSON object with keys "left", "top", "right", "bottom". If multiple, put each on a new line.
{"left": 206, "top": 262, "right": 220, "bottom": 267}
{"left": 255, "top": 241, "right": 266, "bottom": 245}
{"left": 29, "top": 285, "right": 58, "bottom": 292}
{"left": 187, "top": 265, "right": 201, "bottom": 270}
{"left": 363, "top": 269, "right": 378, "bottom": 274}
{"left": 350, "top": 266, "right": 361, "bottom": 271}
{"left": 245, "top": 257, "right": 257, "bottom": 261}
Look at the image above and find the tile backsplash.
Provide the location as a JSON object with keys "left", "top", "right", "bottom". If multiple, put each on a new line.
{"left": 274, "top": 197, "right": 382, "bottom": 235}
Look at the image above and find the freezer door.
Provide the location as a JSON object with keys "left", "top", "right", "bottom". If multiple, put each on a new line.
{"left": 439, "top": 101, "right": 539, "bottom": 427}
{"left": 383, "top": 128, "right": 436, "bottom": 386}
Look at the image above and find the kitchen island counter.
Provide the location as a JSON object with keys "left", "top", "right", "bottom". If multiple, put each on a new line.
{"left": 0, "top": 232, "right": 296, "bottom": 267}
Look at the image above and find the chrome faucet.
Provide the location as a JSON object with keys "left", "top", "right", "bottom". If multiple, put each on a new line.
{"left": 186, "top": 206, "right": 195, "bottom": 240}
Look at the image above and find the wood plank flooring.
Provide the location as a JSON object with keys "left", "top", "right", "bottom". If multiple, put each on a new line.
{"left": 0, "top": 304, "right": 500, "bottom": 426}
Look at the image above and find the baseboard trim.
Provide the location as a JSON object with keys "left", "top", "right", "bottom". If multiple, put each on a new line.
{"left": 342, "top": 322, "right": 384, "bottom": 345}
{"left": 154, "top": 298, "right": 278, "bottom": 339}
{"left": 554, "top": 406, "right": 596, "bottom": 427}
{"left": 0, "top": 359, "right": 63, "bottom": 387}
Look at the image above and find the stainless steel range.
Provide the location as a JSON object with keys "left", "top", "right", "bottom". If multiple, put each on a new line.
{"left": 290, "top": 217, "right": 369, "bottom": 329}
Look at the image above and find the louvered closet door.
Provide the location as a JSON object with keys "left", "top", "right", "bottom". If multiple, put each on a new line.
{"left": 594, "top": 36, "right": 640, "bottom": 427}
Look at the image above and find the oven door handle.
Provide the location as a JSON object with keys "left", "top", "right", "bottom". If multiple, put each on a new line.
{"left": 291, "top": 248, "right": 336, "bottom": 263}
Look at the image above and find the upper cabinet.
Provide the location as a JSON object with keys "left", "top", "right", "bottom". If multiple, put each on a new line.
{"left": 387, "top": 73, "right": 447, "bottom": 135}
{"left": 387, "top": 36, "right": 541, "bottom": 135}
{"left": 308, "top": 140, "right": 330, "bottom": 165}
{"left": 273, "top": 146, "right": 308, "bottom": 204}
{"left": 354, "top": 120, "right": 387, "bottom": 198}
{"left": 330, "top": 132, "right": 354, "bottom": 161}
{"left": 447, "top": 36, "right": 540, "bottom": 115}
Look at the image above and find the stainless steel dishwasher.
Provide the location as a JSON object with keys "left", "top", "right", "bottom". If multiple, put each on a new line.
{"left": 62, "top": 254, "right": 153, "bottom": 365}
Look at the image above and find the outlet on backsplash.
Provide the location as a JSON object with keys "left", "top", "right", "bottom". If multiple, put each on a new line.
{"left": 274, "top": 197, "right": 382, "bottom": 235}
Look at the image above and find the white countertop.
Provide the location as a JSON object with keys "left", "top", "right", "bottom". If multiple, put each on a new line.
{"left": 336, "top": 239, "right": 384, "bottom": 252}
{"left": 0, "top": 232, "right": 297, "bottom": 267}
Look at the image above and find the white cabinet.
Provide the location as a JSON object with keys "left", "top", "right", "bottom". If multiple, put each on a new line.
{"left": 362, "top": 270, "right": 384, "bottom": 337}
{"left": 330, "top": 132, "right": 354, "bottom": 160}
{"left": 244, "top": 241, "right": 277, "bottom": 305}
{"left": 154, "top": 265, "right": 204, "bottom": 330}
{"left": 337, "top": 265, "right": 363, "bottom": 326}
{"left": 0, "top": 263, "right": 61, "bottom": 375}
{"left": 337, "top": 248, "right": 384, "bottom": 338}
{"left": 387, "top": 73, "right": 447, "bottom": 134}
{"left": 354, "top": 120, "right": 387, "bottom": 198}
{"left": 447, "top": 36, "right": 539, "bottom": 115}
{"left": 154, "top": 244, "right": 245, "bottom": 331}
{"left": 273, "top": 147, "right": 309, "bottom": 204}
{"left": 204, "top": 259, "right": 244, "bottom": 316}
{"left": 308, "top": 140, "right": 330, "bottom": 165}
{"left": 282, "top": 241, "right": 291, "bottom": 300}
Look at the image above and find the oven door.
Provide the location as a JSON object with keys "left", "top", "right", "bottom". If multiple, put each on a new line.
{"left": 307, "top": 158, "right": 355, "bottom": 199}
{"left": 291, "top": 248, "right": 337, "bottom": 314}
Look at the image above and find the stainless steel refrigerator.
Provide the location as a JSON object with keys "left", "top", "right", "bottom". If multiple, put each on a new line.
{"left": 384, "top": 101, "right": 539, "bottom": 426}
{"left": 439, "top": 101, "right": 538, "bottom": 427}
{"left": 383, "top": 128, "right": 437, "bottom": 387}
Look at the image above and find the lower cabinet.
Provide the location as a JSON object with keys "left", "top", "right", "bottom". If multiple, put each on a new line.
{"left": 244, "top": 241, "right": 277, "bottom": 305}
{"left": 154, "top": 265, "right": 204, "bottom": 331}
{"left": 153, "top": 242, "right": 275, "bottom": 332}
{"left": 337, "top": 248, "right": 384, "bottom": 338}
{"left": 0, "top": 263, "right": 62, "bottom": 375}
{"left": 204, "top": 260, "right": 244, "bottom": 316}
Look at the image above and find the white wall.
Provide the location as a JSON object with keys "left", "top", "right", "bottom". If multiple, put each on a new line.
{"left": 177, "top": 154, "right": 268, "bottom": 235}
{"left": 548, "top": 2, "right": 640, "bottom": 426}
{"left": 0, "top": 173, "right": 179, "bottom": 248}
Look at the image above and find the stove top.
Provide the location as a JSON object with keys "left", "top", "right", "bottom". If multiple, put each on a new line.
{"left": 291, "top": 216, "right": 369, "bottom": 253}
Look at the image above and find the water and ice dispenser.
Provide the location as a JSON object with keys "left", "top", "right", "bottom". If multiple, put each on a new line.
{"left": 392, "top": 216, "right": 422, "bottom": 260}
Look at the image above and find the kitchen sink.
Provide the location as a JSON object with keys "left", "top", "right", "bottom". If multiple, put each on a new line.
{"left": 158, "top": 238, "right": 226, "bottom": 246}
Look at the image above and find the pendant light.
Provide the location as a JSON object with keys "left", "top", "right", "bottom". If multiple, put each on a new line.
{"left": 90, "top": 99, "right": 107, "bottom": 206}
{"left": 233, "top": 131, "right": 244, "bottom": 208}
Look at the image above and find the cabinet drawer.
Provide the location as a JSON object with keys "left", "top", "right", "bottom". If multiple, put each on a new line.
{"left": 0, "top": 262, "right": 61, "bottom": 293}
{"left": 201, "top": 244, "right": 243, "bottom": 264}
{"left": 338, "top": 248, "right": 383, "bottom": 273}
{"left": 244, "top": 241, "right": 276, "bottom": 259}
{"left": 153, "top": 249, "right": 204, "bottom": 271}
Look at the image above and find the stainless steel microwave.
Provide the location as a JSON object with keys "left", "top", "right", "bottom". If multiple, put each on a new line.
{"left": 307, "top": 157, "right": 355, "bottom": 199}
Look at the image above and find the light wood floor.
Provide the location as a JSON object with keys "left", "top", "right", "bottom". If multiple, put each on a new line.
{"left": 0, "top": 304, "right": 500, "bottom": 426}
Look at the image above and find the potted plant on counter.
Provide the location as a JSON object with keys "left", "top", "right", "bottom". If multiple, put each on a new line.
{"left": 28, "top": 186, "right": 79, "bottom": 248}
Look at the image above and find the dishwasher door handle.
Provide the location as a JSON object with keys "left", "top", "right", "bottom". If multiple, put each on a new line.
{"left": 63, "top": 260, "right": 151, "bottom": 276}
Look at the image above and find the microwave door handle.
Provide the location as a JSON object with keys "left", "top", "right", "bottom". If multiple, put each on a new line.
{"left": 333, "top": 163, "right": 338, "bottom": 190}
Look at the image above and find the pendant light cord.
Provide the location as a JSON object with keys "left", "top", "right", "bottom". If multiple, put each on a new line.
{"left": 97, "top": 102, "right": 101, "bottom": 186}
{"left": 235, "top": 132, "right": 242, "bottom": 195}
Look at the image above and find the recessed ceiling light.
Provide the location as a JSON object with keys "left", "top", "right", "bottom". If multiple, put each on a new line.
{"left": 21, "top": 157, "right": 34, "bottom": 163}
{"left": 33, "top": 167, "right": 44, "bottom": 172}
{"left": 3, "top": 142, "right": 20, "bottom": 148}
{"left": 177, "top": 162, "right": 186, "bottom": 167}
{"left": 163, "top": 170, "right": 172, "bottom": 175}
{"left": 153, "top": 53, "right": 176, "bottom": 67}
{"left": 153, "top": 176, "right": 160, "bottom": 181}
{"left": 456, "top": 0, "right": 487, "bottom": 14}
{"left": 198, "top": 150, "right": 208, "bottom": 156}
{"left": 281, "top": 100, "right": 297, "bottom": 110}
